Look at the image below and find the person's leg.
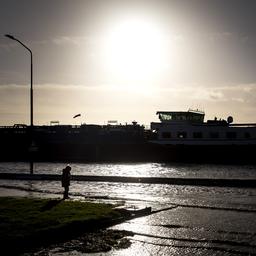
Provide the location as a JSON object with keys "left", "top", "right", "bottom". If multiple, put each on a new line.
{"left": 64, "top": 186, "right": 69, "bottom": 199}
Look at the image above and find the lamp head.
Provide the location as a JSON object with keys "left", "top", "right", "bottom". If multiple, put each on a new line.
{"left": 5, "top": 34, "right": 16, "bottom": 40}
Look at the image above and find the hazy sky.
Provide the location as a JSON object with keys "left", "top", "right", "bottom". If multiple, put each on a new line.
{"left": 1, "top": 0, "right": 256, "bottom": 125}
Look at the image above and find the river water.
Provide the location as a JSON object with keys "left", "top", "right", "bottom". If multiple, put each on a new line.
{"left": 0, "top": 162, "right": 256, "bottom": 255}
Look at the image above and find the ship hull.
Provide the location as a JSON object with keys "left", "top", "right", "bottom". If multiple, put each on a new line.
{"left": 152, "top": 144, "right": 256, "bottom": 164}
{"left": 1, "top": 140, "right": 255, "bottom": 164}
{"left": 1, "top": 124, "right": 256, "bottom": 164}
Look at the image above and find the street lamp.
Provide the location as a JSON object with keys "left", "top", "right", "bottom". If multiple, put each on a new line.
{"left": 5, "top": 34, "right": 33, "bottom": 127}
{"left": 5, "top": 34, "right": 34, "bottom": 174}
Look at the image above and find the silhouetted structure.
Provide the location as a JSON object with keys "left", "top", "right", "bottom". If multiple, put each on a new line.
{"left": 1, "top": 111, "right": 256, "bottom": 163}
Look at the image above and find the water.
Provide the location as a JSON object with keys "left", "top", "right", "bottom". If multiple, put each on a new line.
{"left": 0, "top": 162, "right": 256, "bottom": 255}
{"left": 1, "top": 162, "right": 256, "bottom": 178}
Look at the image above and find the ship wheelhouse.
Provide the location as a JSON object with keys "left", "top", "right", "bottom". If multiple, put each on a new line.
{"left": 157, "top": 110, "right": 205, "bottom": 123}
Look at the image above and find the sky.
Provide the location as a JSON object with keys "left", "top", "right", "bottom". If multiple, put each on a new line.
{"left": 1, "top": 0, "right": 256, "bottom": 126}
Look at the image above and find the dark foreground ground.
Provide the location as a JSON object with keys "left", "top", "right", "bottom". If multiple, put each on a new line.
{"left": 0, "top": 197, "right": 137, "bottom": 255}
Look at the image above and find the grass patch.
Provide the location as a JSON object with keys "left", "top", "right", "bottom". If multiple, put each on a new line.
{"left": 0, "top": 197, "right": 123, "bottom": 253}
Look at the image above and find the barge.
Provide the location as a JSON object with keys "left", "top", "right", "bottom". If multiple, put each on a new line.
{"left": 1, "top": 110, "right": 256, "bottom": 163}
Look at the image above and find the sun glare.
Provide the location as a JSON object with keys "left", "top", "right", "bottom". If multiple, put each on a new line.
{"left": 102, "top": 17, "right": 169, "bottom": 82}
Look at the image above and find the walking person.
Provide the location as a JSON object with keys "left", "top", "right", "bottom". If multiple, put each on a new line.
{"left": 61, "top": 165, "right": 71, "bottom": 199}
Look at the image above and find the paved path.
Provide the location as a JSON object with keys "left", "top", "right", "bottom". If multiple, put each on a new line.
{"left": 0, "top": 173, "right": 255, "bottom": 188}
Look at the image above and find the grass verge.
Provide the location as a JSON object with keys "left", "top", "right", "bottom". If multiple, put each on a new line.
{"left": 0, "top": 197, "right": 126, "bottom": 254}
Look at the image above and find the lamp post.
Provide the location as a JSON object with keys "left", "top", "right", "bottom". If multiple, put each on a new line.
{"left": 5, "top": 34, "right": 33, "bottom": 127}
{"left": 5, "top": 34, "right": 34, "bottom": 173}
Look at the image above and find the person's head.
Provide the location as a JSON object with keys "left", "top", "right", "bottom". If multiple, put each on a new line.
{"left": 65, "top": 165, "right": 71, "bottom": 171}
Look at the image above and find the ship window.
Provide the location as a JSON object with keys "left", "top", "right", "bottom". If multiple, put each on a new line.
{"left": 14, "top": 130, "right": 26, "bottom": 134}
{"left": 159, "top": 114, "right": 172, "bottom": 121}
{"left": 210, "top": 132, "right": 219, "bottom": 138}
{"left": 226, "top": 132, "right": 237, "bottom": 139}
{"left": 177, "top": 132, "right": 187, "bottom": 138}
{"left": 244, "top": 132, "right": 251, "bottom": 139}
{"left": 193, "top": 132, "right": 203, "bottom": 138}
{"left": 162, "top": 132, "right": 171, "bottom": 138}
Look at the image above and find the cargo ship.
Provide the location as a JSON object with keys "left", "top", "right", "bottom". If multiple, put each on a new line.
{"left": 149, "top": 109, "right": 256, "bottom": 163}
{"left": 1, "top": 110, "right": 256, "bottom": 163}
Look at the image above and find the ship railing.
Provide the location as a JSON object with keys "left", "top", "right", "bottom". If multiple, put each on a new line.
{"left": 0, "top": 126, "right": 15, "bottom": 129}
{"left": 171, "top": 122, "right": 256, "bottom": 127}
{"left": 229, "top": 123, "right": 256, "bottom": 127}
{"left": 0, "top": 125, "right": 28, "bottom": 129}
{"left": 192, "top": 122, "right": 256, "bottom": 127}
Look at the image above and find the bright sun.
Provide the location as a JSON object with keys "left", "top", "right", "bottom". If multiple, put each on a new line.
{"left": 102, "top": 17, "right": 168, "bottom": 82}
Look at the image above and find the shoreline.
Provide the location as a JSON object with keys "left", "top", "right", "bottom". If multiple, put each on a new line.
{"left": 1, "top": 172, "right": 256, "bottom": 188}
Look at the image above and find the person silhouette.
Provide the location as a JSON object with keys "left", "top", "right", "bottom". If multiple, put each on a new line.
{"left": 61, "top": 165, "right": 71, "bottom": 199}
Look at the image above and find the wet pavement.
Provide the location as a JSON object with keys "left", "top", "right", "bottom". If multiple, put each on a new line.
{"left": 1, "top": 162, "right": 256, "bottom": 255}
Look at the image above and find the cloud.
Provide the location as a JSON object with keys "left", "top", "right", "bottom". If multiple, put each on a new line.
{"left": 231, "top": 97, "right": 244, "bottom": 103}
{"left": 208, "top": 32, "right": 232, "bottom": 41}
{"left": 51, "top": 36, "right": 90, "bottom": 46}
{"left": 0, "top": 42, "right": 17, "bottom": 51}
{"left": 1, "top": 82, "right": 256, "bottom": 125}
{"left": 156, "top": 83, "right": 256, "bottom": 102}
